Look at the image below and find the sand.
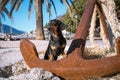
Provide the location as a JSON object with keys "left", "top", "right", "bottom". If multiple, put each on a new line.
{"left": 1, "top": 39, "right": 119, "bottom": 80}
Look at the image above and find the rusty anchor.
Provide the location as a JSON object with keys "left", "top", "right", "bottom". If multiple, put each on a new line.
{"left": 20, "top": 0, "right": 120, "bottom": 79}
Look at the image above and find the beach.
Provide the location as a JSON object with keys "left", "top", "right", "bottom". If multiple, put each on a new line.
{"left": 0, "top": 39, "right": 119, "bottom": 80}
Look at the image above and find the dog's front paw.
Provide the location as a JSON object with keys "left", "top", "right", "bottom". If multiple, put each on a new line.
{"left": 62, "top": 54, "right": 67, "bottom": 58}
{"left": 49, "top": 55, "right": 54, "bottom": 61}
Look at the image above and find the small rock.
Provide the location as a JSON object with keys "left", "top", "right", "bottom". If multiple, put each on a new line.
{"left": 43, "top": 71, "right": 54, "bottom": 79}
{"left": 12, "top": 61, "right": 30, "bottom": 75}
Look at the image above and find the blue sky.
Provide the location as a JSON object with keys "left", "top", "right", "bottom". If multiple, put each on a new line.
{"left": 2, "top": 0, "right": 68, "bottom": 32}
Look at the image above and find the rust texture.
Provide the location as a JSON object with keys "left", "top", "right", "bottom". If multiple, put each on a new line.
{"left": 116, "top": 37, "right": 120, "bottom": 54}
{"left": 20, "top": 0, "right": 120, "bottom": 79}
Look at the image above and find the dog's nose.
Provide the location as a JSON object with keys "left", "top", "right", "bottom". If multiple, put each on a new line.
{"left": 60, "top": 24, "right": 66, "bottom": 30}
{"left": 64, "top": 24, "right": 67, "bottom": 27}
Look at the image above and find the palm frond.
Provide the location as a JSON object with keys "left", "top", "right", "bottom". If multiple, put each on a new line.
{"left": 10, "top": 0, "right": 17, "bottom": 16}
{"left": 0, "top": 7, "right": 11, "bottom": 20}
{"left": 0, "top": 8, "right": 11, "bottom": 27}
{"left": 0, "top": 12, "right": 5, "bottom": 21}
{"left": 0, "top": 16, "right": 2, "bottom": 27}
{"left": 79, "top": 0, "right": 81, "bottom": 4}
{"left": 28, "top": 0, "right": 34, "bottom": 19}
{"left": 64, "top": 0, "right": 70, "bottom": 6}
{"left": 42, "top": 0, "right": 44, "bottom": 4}
{"left": 3, "top": 7, "right": 11, "bottom": 18}
{"left": 15, "top": 0, "right": 23, "bottom": 11}
{"left": 69, "top": 0, "right": 78, "bottom": 14}
{"left": 60, "top": 0, "right": 63, "bottom": 4}
{"left": 46, "top": 0, "right": 52, "bottom": 16}
{"left": 0, "top": 0, "right": 9, "bottom": 13}
{"left": 50, "top": 0, "right": 57, "bottom": 17}
{"left": 62, "top": 0, "right": 72, "bottom": 17}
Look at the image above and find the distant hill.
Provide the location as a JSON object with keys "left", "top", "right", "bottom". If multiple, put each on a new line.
{"left": 0, "top": 24, "right": 25, "bottom": 35}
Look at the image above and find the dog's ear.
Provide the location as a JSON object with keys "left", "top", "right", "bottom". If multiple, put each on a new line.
{"left": 59, "top": 24, "right": 65, "bottom": 30}
{"left": 58, "top": 20, "right": 66, "bottom": 30}
{"left": 48, "top": 19, "right": 66, "bottom": 30}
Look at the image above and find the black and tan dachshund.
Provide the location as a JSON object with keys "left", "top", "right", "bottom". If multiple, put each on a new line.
{"left": 44, "top": 19, "right": 67, "bottom": 61}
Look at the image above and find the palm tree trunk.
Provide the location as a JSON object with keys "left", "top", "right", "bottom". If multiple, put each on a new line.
{"left": 99, "top": 0, "right": 120, "bottom": 38}
{"left": 89, "top": 5, "right": 97, "bottom": 47}
{"left": 35, "top": 0, "right": 45, "bottom": 40}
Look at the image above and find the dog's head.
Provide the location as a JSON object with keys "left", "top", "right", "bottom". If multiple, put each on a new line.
{"left": 47, "top": 19, "right": 66, "bottom": 37}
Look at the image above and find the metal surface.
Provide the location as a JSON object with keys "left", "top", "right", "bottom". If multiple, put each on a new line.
{"left": 116, "top": 37, "right": 120, "bottom": 54}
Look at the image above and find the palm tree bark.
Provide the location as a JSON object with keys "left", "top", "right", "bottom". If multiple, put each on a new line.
{"left": 35, "top": 0, "right": 45, "bottom": 40}
{"left": 99, "top": 0, "right": 120, "bottom": 38}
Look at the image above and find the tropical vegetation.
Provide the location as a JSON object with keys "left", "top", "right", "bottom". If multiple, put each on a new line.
{"left": 0, "top": 0, "right": 120, "bottom": 40}
{"left": 62, "top": 0, "right": 120, "bottom": 33}
{"left": 0, "top": 0, "right": 75, "bottom": 40}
